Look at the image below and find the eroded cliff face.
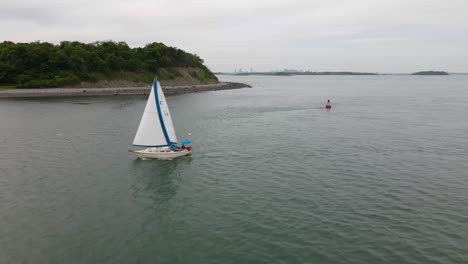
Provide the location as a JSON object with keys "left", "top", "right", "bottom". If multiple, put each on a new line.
{"left": 66, "top": 67, "right": 218, "bottom": 88}
{"left": 157, "top": 67, "right": 219, "bottom": 86}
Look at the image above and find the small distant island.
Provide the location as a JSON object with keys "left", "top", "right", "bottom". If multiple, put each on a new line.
{"left": 0, "top": 41, "right": 219, "bottom": 89}
{"left": 412, "top": 71, "right": 449, "bottom": 75}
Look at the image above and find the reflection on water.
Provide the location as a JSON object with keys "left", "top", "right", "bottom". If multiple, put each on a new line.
{"left": 130, "top": 156, "right": 193, "bottom": 203}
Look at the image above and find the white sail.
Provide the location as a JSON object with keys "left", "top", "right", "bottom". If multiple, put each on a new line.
{"left": 132, "top": 80, "right": 178, "bottom": 147}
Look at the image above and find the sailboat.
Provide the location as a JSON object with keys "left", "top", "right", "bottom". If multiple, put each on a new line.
{"left": 129, "top": 78, "right": 192, "bottom": 159}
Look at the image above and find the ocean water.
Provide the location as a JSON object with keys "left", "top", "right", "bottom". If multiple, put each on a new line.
{"left": 1, "top": 75, "right": 467, "bottom": 263}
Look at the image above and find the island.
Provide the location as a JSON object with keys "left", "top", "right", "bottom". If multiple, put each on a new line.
{"left": 0, "top": 41, "right": 250, "bottom": 97}
{"left": 412, "top": 71, "right": 449, "bottom": 75}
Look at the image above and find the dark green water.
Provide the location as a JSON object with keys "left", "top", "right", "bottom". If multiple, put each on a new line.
{"left": 1, "top": 75, "right": 468, "bottom": 263}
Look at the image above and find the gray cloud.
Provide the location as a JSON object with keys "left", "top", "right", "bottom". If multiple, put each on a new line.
{"left": 1, "top": 0, "right": 467, "bottom": 72}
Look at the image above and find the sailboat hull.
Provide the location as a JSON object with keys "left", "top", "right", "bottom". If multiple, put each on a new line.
{"left": 130, "top": 148, "right": 192, "bottom": 160}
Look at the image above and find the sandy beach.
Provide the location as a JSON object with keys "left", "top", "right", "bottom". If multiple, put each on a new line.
{"left": 0, "top": 82, "right": 250, "bottom": 98}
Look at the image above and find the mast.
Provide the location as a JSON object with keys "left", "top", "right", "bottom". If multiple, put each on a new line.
{"left": 154, "top": 80, "right": 171, "bottom": 145}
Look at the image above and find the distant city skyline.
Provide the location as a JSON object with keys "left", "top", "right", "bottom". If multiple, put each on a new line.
{"left": 233, "top": 68, "right": 310, "bottom": 73}
{"left": 1, "top": 0, "right": 467, "bottom": 73}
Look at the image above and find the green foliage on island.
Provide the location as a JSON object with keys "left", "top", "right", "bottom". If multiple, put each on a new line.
{"left": 412, "top": 71, "right": 449, "bottom": 75}
{"left": 0, "top": 41, "right": 217, "bottom": 88}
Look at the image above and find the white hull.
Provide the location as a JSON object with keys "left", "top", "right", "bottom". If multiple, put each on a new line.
{"left": 130, "top": 148, "right": 191, "bottom": 160}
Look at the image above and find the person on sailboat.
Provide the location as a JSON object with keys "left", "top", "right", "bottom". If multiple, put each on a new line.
{"left": 325, "top": 99, "right": 332, "bottom": 109}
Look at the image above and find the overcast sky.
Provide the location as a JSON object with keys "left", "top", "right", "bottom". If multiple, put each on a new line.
{"left": 2, "top": 0, "right": 467, "bottom": 72}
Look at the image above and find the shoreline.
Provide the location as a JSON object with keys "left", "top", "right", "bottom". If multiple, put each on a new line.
{"left": 0, "top": 82, "right": 251, "bottom": 98}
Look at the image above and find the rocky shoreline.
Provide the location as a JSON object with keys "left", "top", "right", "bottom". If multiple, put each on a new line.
{"left": 0, "top": 82, "right": 251, "bottom": 98}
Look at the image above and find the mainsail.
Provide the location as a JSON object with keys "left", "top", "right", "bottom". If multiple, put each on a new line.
{"left": 132, "top": 80, "right": 178, "bottom": 147}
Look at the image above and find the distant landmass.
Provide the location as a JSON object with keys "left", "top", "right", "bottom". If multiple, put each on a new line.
{"left": 412, "top": 71, "right": 449, "bottom": 75}
{"left": 218, "top": 71, "right": 378, "bottom": 76}
{"left": 216, "top": 70, "right": 456, "bottom": 76}
{"left": 0, "top": 41, "right": 218, "bottom": 88}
